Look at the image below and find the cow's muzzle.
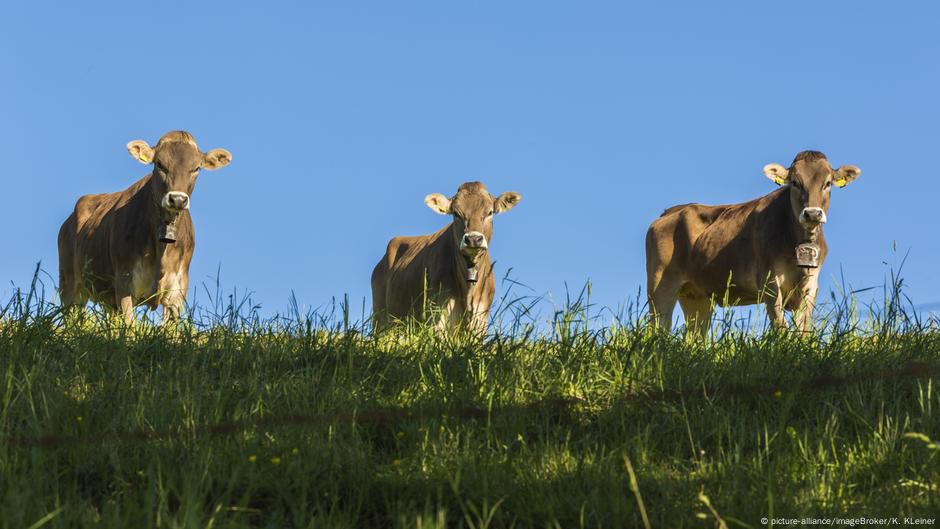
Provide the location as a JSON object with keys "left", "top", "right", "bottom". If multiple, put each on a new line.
{"left": 162, "top": 192, "right": 190, "bottom": 212}
{"left": 460, "top": 231, "right": 488, "bottom": 253}
{"left": 800, "top": 207, "right": 827, "bottom": 226}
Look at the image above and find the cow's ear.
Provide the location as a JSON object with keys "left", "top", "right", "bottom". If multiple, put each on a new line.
{"left": 127, "top": 140, "right": 155, "bottom": 164}
{"left": 494, "top": 192, "right": 521, "bottom": 213}
{"left": 763, "top": 163, "right": 789, "bottom": 185}
{"left": 833, "top": 165, "right": 861, "bottom": 188}
{"left": 202, "top": 149, "right": 232, "bottom": 170}
{"left": 424, "top": 193, "right": 452, "bottom": 215}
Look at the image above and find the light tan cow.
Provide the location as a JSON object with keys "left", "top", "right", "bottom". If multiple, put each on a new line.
{"left": 57, "top": 131, "right": 232, "bottom": 323}
{"left": 371, "top": 181, "right": 521, "bottom": 332}
{"left": 646, "top": 151, "right": 861, "bottom": 334}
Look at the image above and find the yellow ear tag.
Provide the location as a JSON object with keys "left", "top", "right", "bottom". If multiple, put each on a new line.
{"left": 833, "top": 178, "right": 848, "bottom": 188}
{"left": 140, "top": 155, "right": 151, "bottom": 163}
{"left": 773, "top": 176, "right": 787, "bottom": 185}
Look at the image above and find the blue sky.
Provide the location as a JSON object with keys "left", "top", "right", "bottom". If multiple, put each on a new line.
{"left": 2, "top": 1, "right": 938, "bottom": 323}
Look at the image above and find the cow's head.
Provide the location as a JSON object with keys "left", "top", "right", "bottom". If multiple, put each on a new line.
{"left": 425, "top": 182, "right": 521, "bottom": 265}
{"left": 763, "top": 151, "right": 860, "bottom": 232}
{"left": 127, "top": 131, "right": 232, "bottom": 218}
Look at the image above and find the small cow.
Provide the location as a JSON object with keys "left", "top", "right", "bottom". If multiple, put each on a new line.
{"left": 371, "top": 181, "right": 521, "bottom": 331}
{"left": 646, "top": 151, "right": 861, "bottom": 334}
{"left": 58, "top": 131, "right": 232, "bottom": 323}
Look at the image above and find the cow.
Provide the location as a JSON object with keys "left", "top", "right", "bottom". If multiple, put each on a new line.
{"left": 645, "top": 150, "right": 861, "bottom": 335}
{"left": 371, "top": 181, "right": 521, "bottom": 332}
{"left": 57, "top": 131, "right": 232, "bottom": 323}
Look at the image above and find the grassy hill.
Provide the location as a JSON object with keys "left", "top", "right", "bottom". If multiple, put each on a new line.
{"left": 1, "top": 281, "right": 938, "bottom": 528}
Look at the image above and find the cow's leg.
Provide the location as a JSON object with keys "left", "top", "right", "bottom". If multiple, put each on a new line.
{"left": 162, "top": 274, "right": 187, "bottom": 324}
{"left": 794, "top": 271, "right": 820, "bottom": 333}
{"left": 111, "top": 267, "right": 136, "bottom": 324}
{"left": 473, "top": 315, "right": 488, "bottom": 334}
{"left": 766, "top": 301, "right": 786, "bottom": 329}
{"left": 59, "top": 282, "right": 75, "bottom": 308}
{"left": 372, "top": 309, "right": 386, "bottom": 333}
{"left": 467, "top": 303, "right": 489, "bottom": 334}
{"left": 648, "top": 272, "right": 681, "bottom": 332}
{"left": 163, "top": 299, "right": 183, "bottom": 323}
{"left": 436, "top": 298, "right": 461, "bottom": 332}
{"left": 766, "top": 293, "right": 787, "bottom": 329}
{"left": 758, "top": 272, "right": 786, "bottom": 330}
{"left": 646, "top": 219, "right": 685, "bottom": 332}
{"left": 678, "top": 293, "right": 713, "bottom": 338}
{"left": 115, "top": 290, "right": 135, "bottom": 324}
{"left": 370, "top": 266, "right": 387, "bottom": 332}
{"left": 59, "top": 283, "right": 88, "bottom": 324}
{"left": 60, "top": 286, "right": 89, "bottom": 323}
{"left": 57, "top": 223, "right": 83, "bottom": 318}
{"left": 58, "top": 264, "right": 80, "bottom": 313}
{"left": 158, "top": 265, "right": 189, "bottom": 325}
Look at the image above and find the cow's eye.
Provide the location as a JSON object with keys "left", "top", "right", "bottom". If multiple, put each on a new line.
{"left": 156, "top": 163, "right": 168, "bottom": 173}
{"left": 191, "top": 167, "right": 200, "bottom": 174}
{"left": 825, "top": 181, "right": 832, "bottom": 189}
{"left": 487, "top": 210, "right": 494, "bottom": 217}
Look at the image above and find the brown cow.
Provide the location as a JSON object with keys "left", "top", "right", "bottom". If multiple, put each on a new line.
{"left": 58, "top": 131, "right": 232, "bottom": 323}
{"left": 646, "top": 151, "right": 861, "bottom": 335}
{"left": 371, "top": 181, "right": 521, "bottom": 331}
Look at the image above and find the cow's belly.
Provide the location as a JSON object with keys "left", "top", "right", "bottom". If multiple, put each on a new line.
{"left": 73, "top": 240, "right": 116, "bottom": 305}
{"left": 683, "top": 259, "right": 763, "bottom": 306}
{"left": 679, "top": 279, "right": 762, "bottom": 307}
{"left": 685, "top": 227, "right": 767, "bottom": 306}
{"left": 81, "top": 271, "right": 116, "bottom": 306}
{"left": 687, "top": 266, "right": 817, "bottom": 309}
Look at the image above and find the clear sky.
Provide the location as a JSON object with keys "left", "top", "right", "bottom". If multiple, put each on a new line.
{"left": 2, "top": 1, "right": 938, "bottom": 323}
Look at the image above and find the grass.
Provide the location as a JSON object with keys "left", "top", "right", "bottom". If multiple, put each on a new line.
{"left": 0, "top": 269, "right": 938, "bottom": 528}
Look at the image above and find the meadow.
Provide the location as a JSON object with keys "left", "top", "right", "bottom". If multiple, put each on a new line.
{"left": 0, "top": 271, "right": 938, "bottom": 528}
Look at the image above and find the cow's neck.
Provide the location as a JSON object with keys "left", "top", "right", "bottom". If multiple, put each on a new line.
{"left": 452, "top": 248, "right": 492, "bottom": 309}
